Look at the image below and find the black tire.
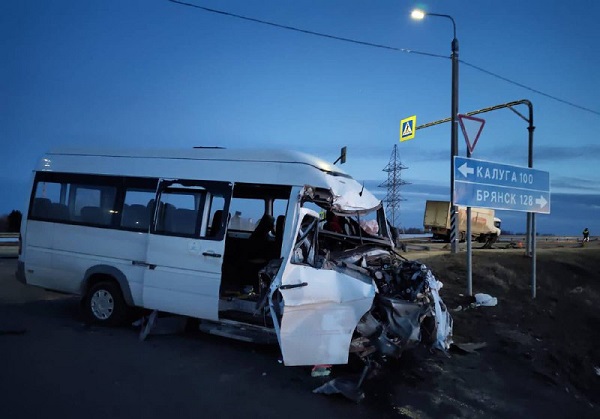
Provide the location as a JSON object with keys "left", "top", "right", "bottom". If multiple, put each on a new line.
{"left": 83, "top": 281, "right": 128, "bottom": 326}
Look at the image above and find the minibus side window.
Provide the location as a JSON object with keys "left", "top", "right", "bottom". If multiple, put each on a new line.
{"left": 121, "top": 189, "right": 156, "bottom": 231}
{"left": 228, "top": 198, "right": 266, "bottom": 231}
{"left": 152, "top": 180, "right": 231, "bottom": 240}
{"left": 154, "top": 190, "right": 204, "bottom": 237}
{"left": 71, "top": 185, "right": 117, "bottom": 226}
{"left": 30, "top": 181, "right": 71, "bottom": 222}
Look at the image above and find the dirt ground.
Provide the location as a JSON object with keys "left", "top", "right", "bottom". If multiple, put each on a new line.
{"left": 356, "top": 240, "right": 600, "bottom": 418}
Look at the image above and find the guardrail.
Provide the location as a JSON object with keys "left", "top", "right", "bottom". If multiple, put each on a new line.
{"left": 400, "top": 234, "right": 597, "bottom": 245}
{"left": 500, "top": 235, "right": 596, "bottom": 243}
{"left": 0, "top": 232, "right": 19, "bottom": 244}
{"left": 0, "top": 233, "right": 18, "bottom": 257}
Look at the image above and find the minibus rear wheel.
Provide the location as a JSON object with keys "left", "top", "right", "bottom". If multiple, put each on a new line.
{"left": 83, "top": 281, "right": 127, "bottom": 326}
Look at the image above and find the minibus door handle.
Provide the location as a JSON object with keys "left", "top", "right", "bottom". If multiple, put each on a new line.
{"left": 132, "top": 260, "right": 156, "bottom": 270}
{"left": 279, "top": 282, "right": 308, "bottom": 290}
{"left": 202, "top": 251, "right": 222, "bottom": 258}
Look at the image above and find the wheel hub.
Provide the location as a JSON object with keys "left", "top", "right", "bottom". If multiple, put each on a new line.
{"left": 91, "top": 290, "right": 114, "bottom": 320}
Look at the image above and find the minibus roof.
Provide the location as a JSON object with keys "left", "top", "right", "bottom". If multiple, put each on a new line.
{"left": 46, "top": 147, "right": 350, "bottom": 177}
{"left": 40, "top": 147, "right": 381, "bottom": 212}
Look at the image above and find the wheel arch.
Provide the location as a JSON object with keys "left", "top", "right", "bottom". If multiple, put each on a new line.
{"left": 81, "top": 265, "right": 134, "bottom": 306}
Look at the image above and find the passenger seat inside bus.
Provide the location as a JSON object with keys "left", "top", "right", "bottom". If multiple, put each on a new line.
{"left": 243, "top": 214, "right": 275, "bottom": 290}
{"left": 81, "top": 206, "right": 103, "bottom": 224}
{"left": 221, "top": 214, "right": 274, "bottom": 296}
{"left": 32, "top": 197, "right": 52, "bottom": 217}
{"left": 49, "top": 203, "right": 70, "bottom": 221}
{"left": 171, "top": 209, "right": 197, "bottom": 235}
{"left": 209, "top": 210, "right": 229, "bottom": 238}
{"left": 121, "top": 204, "right": 150, "bottom": 230}
{"left": 274, "top": 215, "right": 285, "bottom": 254}
{"left": 247, "top": 214, "right": 275, "bottom": 262}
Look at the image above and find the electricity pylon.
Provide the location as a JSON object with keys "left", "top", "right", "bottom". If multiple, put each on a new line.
{"left": 379, "top": 144, "right": 410, "bottom": 230}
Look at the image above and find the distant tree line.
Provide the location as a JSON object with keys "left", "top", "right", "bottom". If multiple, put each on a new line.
{"left": 0, "top": 210, "right": 22, "bottom": 232}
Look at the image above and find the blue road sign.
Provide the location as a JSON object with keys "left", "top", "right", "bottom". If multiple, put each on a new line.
{"left": 453, "top": 156, "right": 551, "bottom": 214}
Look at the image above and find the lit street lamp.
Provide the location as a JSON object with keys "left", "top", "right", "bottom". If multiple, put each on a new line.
{"left": 411, "top": 9, "right": 460, "bottom": 253}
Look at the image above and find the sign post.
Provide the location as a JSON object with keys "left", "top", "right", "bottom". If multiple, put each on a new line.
{"left": 416, "top": 100, "right": 539, "bottom": 297}
{"left": 458, "top": 113, "right": 486, "bottom": 296}
{"left": 454, "top": 156, "right": 551, "bottom": 298}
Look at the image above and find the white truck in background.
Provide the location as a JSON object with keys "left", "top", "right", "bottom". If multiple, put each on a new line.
{"left": 423, "top": 200, "right": 501, "bottom": 246}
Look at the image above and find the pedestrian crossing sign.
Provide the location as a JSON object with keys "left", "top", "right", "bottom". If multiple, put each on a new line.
{"left": 400, "top": 115, "right": 416, "bottom": 142}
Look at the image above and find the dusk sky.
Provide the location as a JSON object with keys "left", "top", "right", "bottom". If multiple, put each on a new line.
{"left": 2, "top": 0, "right": 599, "bottom": 235}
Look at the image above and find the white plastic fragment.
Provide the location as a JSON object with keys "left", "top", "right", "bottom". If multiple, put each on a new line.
{"left": 474, "top": 293, "right": 498, "bottom": 307}
{"left": 569, "top": 286, "right": 583, "bottom": 294}
{"left": 425, "top": 270, "right": 453, "bottom": 351}
{"left": 139, "top": 310, "right": 158, "bottom": 341}
{"left": 311, "top": 364, "right": 332, "bottom": 377}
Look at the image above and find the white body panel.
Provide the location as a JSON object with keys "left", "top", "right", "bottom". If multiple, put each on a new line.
{"left": 273, "top": 207, "right": 376, "bottom": 366}
{"left": 24, "top": 220, "right": 147, "bottom": 301}
{"left": 279, "top": 265, "right": 375, "bottom": 365}
{"left": 142, "top": 234, "right": 224, "bottom": 320}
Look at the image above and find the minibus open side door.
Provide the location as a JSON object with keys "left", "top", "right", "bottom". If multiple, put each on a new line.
{"left": 141, "top": 179, "right": 232, "bottom": 320}
{"left": 270, "top": 206, "right": 376, "bottom": 366}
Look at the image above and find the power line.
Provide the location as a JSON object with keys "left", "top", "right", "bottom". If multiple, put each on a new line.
{"left": 167, "top": 0, "right": 447, "bottom": 59}
{"left": 459, "top": 61, "right": 600, "bottom": 116}
{"left": 167, "top": 0, "right": 600, "bottom": 117}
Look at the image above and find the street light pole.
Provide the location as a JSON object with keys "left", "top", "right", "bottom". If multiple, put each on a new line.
{"left": 411, "top": 10, "right": 460, "bottom": 253}
{"left": 449, "top": 19, "right": 459, "bottom": 254}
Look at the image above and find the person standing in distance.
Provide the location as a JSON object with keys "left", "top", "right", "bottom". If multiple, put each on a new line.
{"left": 583, "top": 227, "right": 590, "bottom": 242}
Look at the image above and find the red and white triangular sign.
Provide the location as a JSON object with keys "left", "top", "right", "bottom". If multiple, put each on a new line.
{"left": 458, "top": 114, "right": 485, "bottom": 154}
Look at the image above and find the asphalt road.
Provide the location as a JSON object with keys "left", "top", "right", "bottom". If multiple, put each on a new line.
{"left": 0, "top": 258, "right": 387, "bottom": 419}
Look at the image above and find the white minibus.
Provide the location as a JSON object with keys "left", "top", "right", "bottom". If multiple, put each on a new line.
{"left": 17, "top": 148, "right": 451, "bottom": 367}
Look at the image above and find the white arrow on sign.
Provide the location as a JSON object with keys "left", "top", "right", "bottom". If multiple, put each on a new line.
{"left": 535, "top": 195, "right": 548, "bottom": 208}
{"left": 458, "top": 162, "right": 474, "bottom": 178}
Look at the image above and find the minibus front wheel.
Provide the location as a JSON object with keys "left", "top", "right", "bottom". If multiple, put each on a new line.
{"left": 83, "top": 281, "right": 128, "bottom": 326}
